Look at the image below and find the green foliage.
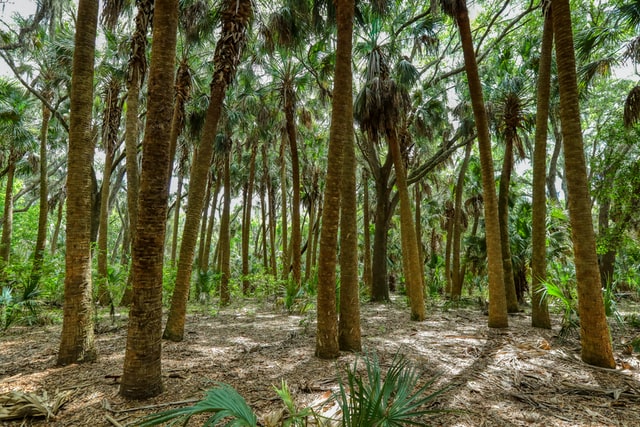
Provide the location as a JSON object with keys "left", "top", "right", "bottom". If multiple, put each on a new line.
{"left": 135, "top": 383, "right": 257, "bottom": 427}
{"left": 0, "top": 280, "right": 42, "bottom": 330}
{"left": 272, "top": 380, "right": 318, "bottom": 426}
{"left": 334, "top": 353, "right": 447, "bottom": 426}
{"left": 539, "top": 277, "right": 578, "bottom": 337}
{"left": 162, "top": 266, "right": 178, "bottom": 306}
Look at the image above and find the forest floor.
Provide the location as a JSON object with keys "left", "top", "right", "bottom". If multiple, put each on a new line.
{"left": 1, "top": 295, "right": 640, "bottom": 427}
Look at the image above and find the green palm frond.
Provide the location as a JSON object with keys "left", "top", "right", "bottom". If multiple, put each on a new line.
{"left": 617, "top": 0, "right": 640, "bottom": 29}
{"left": 135, "top": 383, "right": 257, "bottom": 427}
{"left": 336, "top": 353, "right": 447, "bottom": 427}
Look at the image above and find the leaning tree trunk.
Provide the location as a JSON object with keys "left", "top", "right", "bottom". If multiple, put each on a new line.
{"left": 531, "top": 4, "right": 552, "bottom": 329}
{"left": 552, "top": 0, "right": 615, "bottom": 368}
{"left": 455, "top": 0, "right": 508, "bottom": 328}
{"left": 119, "top": 0, "right": 179, "bottom": 398}
{"left": 57, "top": 0, "right": 99, "bottom": 366}
{"left": 163, "top": 0, "right": 252, "bottom": 341}
{"left": 451, "top": 141, "right": 472, "bottom": 298}
{"left": 388, "top": 131, "right": 425, "bottom": 321}
{"left": 284, "top": 98, "right": 302, "bottom": 289}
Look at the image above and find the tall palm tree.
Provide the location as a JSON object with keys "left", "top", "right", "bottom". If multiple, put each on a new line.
{"left": 315, "top": 0, "right": 354, "bottom": 359}
{"left": 163, "top": 0, "right": 253, "bottom": 341}
{"left": 552, "top": 0, "right": 615, "bottom": 368}
{"left": 96, "top": 76, "right": 123, "bottom": 307}
{"left": 120, "top": 0, "right": 153, "bottom": 306}
{"left": 119, "top": 0, "right": 179, "bottom": 398}
{"left": 441, "top": 0, "right": 508, "bottom": 328}
{"left": 531, "top": 0, "right": 552, "bottom": 329}
{"left": 337, "top": 0, "right": 361, "bottom": 352}
{"left": 57, "top": 0, "right": 99, "bottom": 365}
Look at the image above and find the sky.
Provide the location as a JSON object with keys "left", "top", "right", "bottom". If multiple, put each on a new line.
{"left": 0, "top": 1, "right": 38, "bottom": 76}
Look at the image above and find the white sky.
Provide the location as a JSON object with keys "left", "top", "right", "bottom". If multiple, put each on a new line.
{"left": 0, "top": 1, "right": 39, "bottom": 76}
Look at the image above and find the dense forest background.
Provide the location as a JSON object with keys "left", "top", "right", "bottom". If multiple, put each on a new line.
{"left": 0, "top": 0, "right": 640, "bottom": 418}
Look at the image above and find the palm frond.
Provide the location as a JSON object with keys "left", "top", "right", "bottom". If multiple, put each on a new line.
{"left": 135, "top": 383, "right": 257, "bottom": 427}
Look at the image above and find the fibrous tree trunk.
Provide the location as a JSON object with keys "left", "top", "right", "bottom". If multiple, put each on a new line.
{"left": 56, "top": 0, "right": 99, "bottom": 366}
{"left": 119, "top": 0, "right": 179, "bottom": 398}
{"left": 552, "top": 0, "right": 615, "bottom": 368}
{"left": 163, "top": 0, "right": 252, "bottom": 341}
{"left": 531, "top": 3, "right": 552, "bottom": 329}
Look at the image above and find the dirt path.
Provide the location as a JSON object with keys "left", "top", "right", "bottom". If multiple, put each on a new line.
{"left": 1, "top": 298, "right": 640, "bottom": 426}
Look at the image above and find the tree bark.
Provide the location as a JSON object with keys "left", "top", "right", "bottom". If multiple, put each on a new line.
{"left": 119, "top": 0, "right": 179, "bottom": 398}
{"left": 531, "top": 6, "right": 552, "bottom": 329}
{"left": 552, "top": 0, "right": 615, "bottom": 368}
{"left": 456, "top": 1, "right": 508, "bottom": 328}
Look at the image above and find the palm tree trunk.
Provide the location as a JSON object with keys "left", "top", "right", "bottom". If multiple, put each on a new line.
{"left": 371, "top": 168, "right": 392, "bottom": 301}
{"left": 451, "top": 141, "right": 472, "bottom": 297}
{"left": 30, "top": 95, "right": 52, "bottom": 285}
{"left": 163, "top": 0, "right": 252, "bottom": 340}
{"left": 552, "top": 0, "right": 615, "bottom": 368}
{"left": 56, "top": 0, "right": 98, "bottom": 366}
{"left": 219, "top": 149, "right": 232, "bottom": 306}
{"left": 242, "top": 144, "right": 257, "bottom": 293}
{"left": 338, "top": 19, "right": 361, "bottom": 348}
{"left": 0, "top": 152, "right": 16, "bottom": 269}
{"left": 388, "top": 131, "right": 425, "bottom": 321}
{"left": 203, "top": 177, "right": 220, "bottom": 273}
{"left": 498, "top": 140, "right": 519, "bottom": 312}
{"left": 279, "top": 136, "right": 289, "bottom": 281}
{"left": 531, "top": 6, "right": 552, "bottom": 329}
{"left": 170, "top": 170, "right": 184, "bottom": 266}
{"left": 362, "top": 169, "right": 372, "bottom": 292}
{"left": 316, "top": 0, "right": 355, "bottom": 359}
{"left": 456, "top": 1, "right": 508, "bottom": 328}
{"left": 119, "top": 0, "right": 179, "bottom": 398}
{"left": 285, "top": 101, "right": 302, "bottom": 289}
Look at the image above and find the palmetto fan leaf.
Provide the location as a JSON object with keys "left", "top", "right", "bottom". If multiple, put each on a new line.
{"left": 136, "top": 383, "right": 257, "bottom": 427}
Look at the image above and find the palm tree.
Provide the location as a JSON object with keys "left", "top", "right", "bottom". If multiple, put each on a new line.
{"left": 57, "top": 0, "right": 99, "bottom": 365}
{"left": 120, "top": 0, "right": 153, "bottom": 306}
{"left": 119, "top": 0, "right": 179, "bottom": 398}
{"left": 315, "top": 0, "right": 354, "bottom": 359}
{"left": 96, "top": 76, "right": 123, "bottom": 307}
{"left": 0, "top": 79, "right": 37, "bottom": 272}
{"left": 552, "top": 0, "right": 615, "bottom": 369}
{"left": 337, "top": 0, "right": 361, "bottom": 352}
{"left": 441, "top": 0, "right": 507, "bottom": 328}
{"left": 163, "top": 0, "right": 253, "bottom": 341}
{"left": 531, "top": 1, "right": 552, "bottom": 329}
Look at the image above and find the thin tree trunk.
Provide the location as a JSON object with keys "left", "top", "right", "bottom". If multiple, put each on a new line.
{"left": 498, "top": 140, "right": 519, "bottom": 313}
{"left": 170, "top": 170, "right": 184, "bottom": 266}
{"left": 202, "top": 176, "right": 220, "bottom": 273}
{"left": 50, "top": 194, "right": 64, "bottom": 255}
{"left": 362, "top": 169, "right": 372, "bottom": 292}
{"left": 219, "top": 149, "right": 232, "bottom": 306}
{"left": 279, "top": 137, "right": 289, "bottom": 281}
{"left": 456, "top": 1, "right": 508, "bottom": 328}
{"left": 285, "top": 102, "right": 302, "bottom": 289}
{"left": 388, "top": 131, "right": 425, "bottom": 321}
{"left": 196, "top": 172, "right": 213, "bottom": 269}
{"left": 242, "top": 144, "right": 257, "bottom": 293}
{"left": 531, "top": 5, "right": 552, "bottom": 329}
{"left": 547, "top": 114, "right": 562, "bottom": 203}
{"left": 30, "top": 95, "right": 52, "bottom": 285}
{"left": 451, "top": 141, "right": 472, "bottom": 297}
{"left": 0, "top": 152, "right": 16, "bottom": 270}
{"left": 163, "top": 0, "right": 252, "bottom": 341}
